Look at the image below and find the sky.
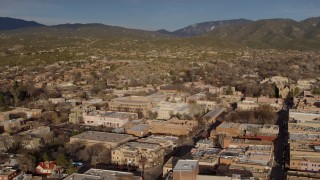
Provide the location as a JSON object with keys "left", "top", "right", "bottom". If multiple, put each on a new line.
{"left": 0, "top": 0, "right": 319, "bottom": 31}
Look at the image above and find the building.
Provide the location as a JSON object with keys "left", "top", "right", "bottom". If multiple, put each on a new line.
{"left": 2, "top": 108, "right": 42, "bottom": 119}
{"left": 35, "top": 161, "right": 62, "bottom": 177}
{"left": 186, "top": 93, "right": 206, "bottom": 103}
{"left": 289, "top": 112, "right": 320, "bottom": 128}
{"left": 69, "top": 105, "right": 96, "bottom": 124}
{"left": 83, "top": 111, "right": 138, "bottom": 128}
{"left": 190, "top": 147, "right": 221, "bottom": 171}
{"left": 196, "top": 139, "right": 214, "bottom": 148}
{"left": 151, "top": 102, "right": 192, "bottom": 120}
{"left": 0, "top": 118, "right": 26, "bottom": 133}
{"left": 237, "top": 97, "right": 283, "bottom": 110}
{"left": 202, "top": 108, "right": 225, "bottom": 123}
{"left": 289, "top": 143, "right": 320, "bottom": 172}
{"left": 0, "top": 108, "right": 42, "bottom": 122}
{"left": 64, "top": 168, "right": 142, "bottom": 180}
{"left": 260, "top": 76, "right": 289, "bottom": 85}
{"left": 111, "top": 142, "right": 164, "bottom": 168}
{"left": 196, "top": 100, "right": 219, "bottom": 110}
{"left": 0, "top": 168, "right": 19, "bottom": 180}
{"left": 148, "top": 118, "right": 198, "bottom": 136}
{"left": 216, "top": 139, "right": 274, "bottom": 180}
{"left": 126, "top": 124, "right": 150, "bottom": 137}
{"left": 48, "top": 98, "right": 65, "bottom": 104}
{"left": 163, "top": 157, "right": 179, "bottom": 178}
{"left": 296, "top": 79, "right": 317, "bottom": 91}
{"left": 138, "top": 135, "right": 179, "bottom": 153}
{"left": 215, "top": 122, "right": 279, "bottom": 142}
{"left": 209, "top": 86, "right": 236, "bottom": 95}
{"left": 108, "top": 96, "right": 152, "bottom": 115}
{"left": 172, "top": 160, "right": 199, "bottom": 180}
{"left": 69, "top": 131, "right": 133, "bottom": 149}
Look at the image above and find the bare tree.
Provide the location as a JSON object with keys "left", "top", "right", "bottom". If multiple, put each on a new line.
{"left": 17, "top": 153, "right": 36, "bottom": 173}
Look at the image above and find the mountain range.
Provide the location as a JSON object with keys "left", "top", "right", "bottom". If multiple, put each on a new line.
{"left": 0, "top": 17, "right": 44, "bottom": 30}
{"left": 1, "top": 16, "right": 320, "bottom": 49}
{"left": 169, "top": 19, "right": 253, "bottom": 37}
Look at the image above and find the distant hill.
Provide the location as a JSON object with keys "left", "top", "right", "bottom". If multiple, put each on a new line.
{"left": 1, "top": 22, "right": 171, "bottom": 40}
{"left": 0, "top": 17, "right": 44, "bottom": 30}
{"left": 156, "top": 29, "right": 174, "bottom": 36}
{"left": 1, "top": 17, "right": 320, "bottom": 50}
{"left": 170, "top": 19, "right": 252, "bottom": 37}
{"left": 200, "top": 17, "right": 320, "bottom": 49}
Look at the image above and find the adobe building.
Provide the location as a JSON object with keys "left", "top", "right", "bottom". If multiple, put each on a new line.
{"left": 172, "top": 159, "right": 199, "bottom": 180}
{"left": 69, "top": 131, "right": 133, "bottom": 149}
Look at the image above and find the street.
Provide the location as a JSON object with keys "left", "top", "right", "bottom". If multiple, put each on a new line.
{"left": 270, "top": 100, "right": 289, "bottom": 180}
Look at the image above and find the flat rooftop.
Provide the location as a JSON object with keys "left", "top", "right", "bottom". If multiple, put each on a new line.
{"left": 218, "top": 122, "right": 239, "bottom": 129}
{"left": 128, "top": 124, "right": 150, "bottom": 131}
{"left": 87, "top": 111, "right": 137, "bottom": 119}
{"left": 117, "top": 141, "right": 161, "bottom": 151}
{"left": 111, "top": 96, "right": 150, "bottom": 104}
{"left": 145, "top": 135, "right": 179, "bottom": 142}
{"left": 64, "top": 168, "right": 139, "bottom": 180}
{"left": 289, "top": 132, "right": 320, "bottom": 141}
{"left": 173, "top": 159, "right": 198, "bottom": 171}
{"left": 71, "top": 131, "right": 133, "bottom": 142}
{"left": 0, "top": 169, "right": 16, "bottom": 175}
{"left": 191, "top": 147, "right": 221, "bottom": 163}
{"left": 203, "top": 108, "right": 225, "bottom": 118}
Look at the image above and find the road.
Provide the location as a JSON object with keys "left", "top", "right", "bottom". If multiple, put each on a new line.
{"left": 270, "top": 99, "right": 290, "bottom": 180}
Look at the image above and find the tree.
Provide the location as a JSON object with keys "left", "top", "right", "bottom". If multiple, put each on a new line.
{"left": 66, "top": 160, "right": 78, "bottom": 175}
{"left": 65, "top": 142, "right": 84, "bottom": 154}
{"left": 17, "top": 153, "right": 36, "bottom": 173}
{"left": 42, "top": 152, "right": 50, "bottom": 161}
{"left": 294, "top": 87, "right": 301, "bottom": 96}
{"left": 225, "top": 86, "right": 234, "bottom": 95}
{"left": 56, "top": 153, "right": 68, "bottom": 168}
{"left": 97, "top": 149, "right": 111, "bottom": 164}
{"left": 147, "top": 111, "right": 158, "bottom": 119}
{"left": 254, "top": 105, "right": 277, "bottom": 124}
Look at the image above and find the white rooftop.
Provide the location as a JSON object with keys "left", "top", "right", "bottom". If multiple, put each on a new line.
{"left": 173, "top": 159, "right": 198, "bottom": 172}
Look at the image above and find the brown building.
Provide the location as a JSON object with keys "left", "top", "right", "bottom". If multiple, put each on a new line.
{"left": 111, "top": 142, "right": 164, "bottom": 168}
{"left": 69, "top": 131, "right": 133, "bottom": 149}
{"left": 0, "top": 169, "right": 19, "bottom": 180}
{"left": 148, "top": 118, "right": 198, "bottom": 136}
{"left": 172, "top": 160, "right": 199, "bottom": 180}
{"left": 0, "top": 118, "right": 26, "bottom": 133}
{"left": 109, "top": 96, "right": 152, "bottom": 115}
{"left": 126, "top": 124, "right": 150, "bottom": 137}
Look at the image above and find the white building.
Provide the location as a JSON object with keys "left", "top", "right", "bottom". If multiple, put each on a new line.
{"left": 83, "top": 111, "right": 138, "bottom": 128}
{"left": 151, "top": 101, "right": 191, "bottom": 120}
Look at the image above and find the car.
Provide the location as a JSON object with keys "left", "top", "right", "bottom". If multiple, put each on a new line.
{"left": 72, "top": 162, "right": 84, "bottom": 167}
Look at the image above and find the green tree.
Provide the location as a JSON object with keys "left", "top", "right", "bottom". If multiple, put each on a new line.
{"left": 66, "top": 160, "right": 77, "bottom": 175}
{"left": 42, "top": 152, "right": 50, "bottom": 161}
{"left": 226, "top": 86, "right": 234, "bottom": 95}
{"left": 56, "top": 153, "right": 68, "bottom": 168}
{"left": 294, "top": 87, "right": 301, "bottom": 96}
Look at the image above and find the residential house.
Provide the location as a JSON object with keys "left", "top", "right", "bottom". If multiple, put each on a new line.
{"left": 35, "top": 161, "right": 62, "bottom": 177}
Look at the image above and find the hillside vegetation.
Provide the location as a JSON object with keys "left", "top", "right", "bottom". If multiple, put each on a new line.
{"left": 0, "top": 17, "right": 320, "bottom": 66}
